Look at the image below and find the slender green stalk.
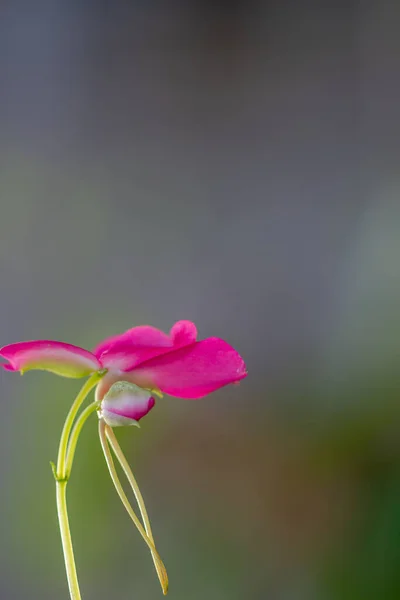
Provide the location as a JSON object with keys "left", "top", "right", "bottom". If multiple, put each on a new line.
{"left": 65, "top": 401, "right": 99, "bottom": 477}
{"left": 54, "top": 371, "right": 105, "bottom": 600}
{"left": 98, "top": 420, "right": 169, "bottom": 594}
{"left": 105, "top": 425, "right": 166, "bottom": 591}
{"left": 56, "top": 481, "right": 81, "bottom": 600}
{"left": 57, "top": 372, "right": 104, "bottom": 479}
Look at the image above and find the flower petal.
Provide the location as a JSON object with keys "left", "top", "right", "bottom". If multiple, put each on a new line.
{"left": 94, "top": 321, "right": 198, "bottom": 372}
{"left": 130, "top": 337, "right": 247, "bottom": 399}
{"left": 94, "top": 326, "right": 172, "bottom": 371}
{"left": 93, "top": 326, "right": 171, "bottom": 358}
{"left": 99, "top": 381, "right": 155, "bottom": 426}
{"left": 170, "top": 320, "right": 197, "bottom": 347}
{"left": 0, "top": 340, "right": 101, "bottom": 378}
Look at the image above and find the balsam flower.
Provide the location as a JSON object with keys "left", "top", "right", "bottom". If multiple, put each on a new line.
{"left": 0, "top": 320, "right": 247, "bottom": 599}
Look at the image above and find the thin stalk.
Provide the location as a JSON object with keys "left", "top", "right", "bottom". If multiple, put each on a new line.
{"left": 56, "top": 481, "right": 81, "bottom": 600}
{"left": 98, "top": 420, "right": 168, "bottom": 594}
{"left": 105, "top": 425, "right": 165, "bottom": 590}
{"left": 56, "top": 372, "right": 104, "bottom": 479}
{"left": 65, "top": 401, "right": 100, "bottom": 477}
{"left": 54, "top": 371, "right": 105, "bottom": 600}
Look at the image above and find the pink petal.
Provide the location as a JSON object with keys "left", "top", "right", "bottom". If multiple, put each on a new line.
{"left": 100, "top": 381, "right": 155, "bottom": 427}
{"left": 130, "top": 337, "right": 247, "bottom": 399}
{"left": 93, "top": 326, "right": 170, "bottom": 358}
{"left": 94, "top": 321, "right": 198, "bottom": 372}
{"left": 0, "top": 340, "right": 101, "bottom": 378}
{"left": 94, "top": 326, "right": 172, "bottom": 371}
{"left": 170, "top": 320, "right": 197, "bottom": 347}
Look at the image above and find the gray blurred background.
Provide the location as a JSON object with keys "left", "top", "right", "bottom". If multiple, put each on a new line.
{"left": 1, "top": 1, "right": 400, "bottom": 599}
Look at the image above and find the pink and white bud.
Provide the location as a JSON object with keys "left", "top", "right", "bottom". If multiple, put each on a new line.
{"left": 99, "top": 381, "right": 155, "bottom": 427}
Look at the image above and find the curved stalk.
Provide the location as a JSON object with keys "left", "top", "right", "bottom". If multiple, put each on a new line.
{"left": 98, "top": 420, "right": 168, "bottom": 594}
{"left": 54, "top": 371, "right": 105, "bottom": 600}
{"left": 105, "top": 425, "right": 165, "bottom": 590}
{"left": 65, "top": 401, "right": 99, "bottom": 477}
{"left": 57, "top": 372, "right": 104, "bottom": 479}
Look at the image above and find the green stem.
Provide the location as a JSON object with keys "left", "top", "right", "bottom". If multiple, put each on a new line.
{"left": 65, "top": 401, "right": 100, "bottom": 477}
{"left": 98, "top": 420, "right": 168, "bottom": 594}
{"left": 55, "top": 371, "right": 105, "bottom": 600}
{"left": 56, "top": 481, "right": 81, "bottom": 600}
{"left": 105, "top": 425, "right": 166, "bottom": 592}
{"left": 56, "top": 372, "right": 104, "bottom": 479}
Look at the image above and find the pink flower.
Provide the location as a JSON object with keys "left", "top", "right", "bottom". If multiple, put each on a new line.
{"left": 2, "top": 320, "right": 247, "bottom": 596}
{"left": 0, "top": 320, "right": 247, "bottom": 425}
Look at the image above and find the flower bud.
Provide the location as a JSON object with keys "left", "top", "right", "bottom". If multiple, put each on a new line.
{"left": 99, "top": 381, "right": 155, "bottom": 427}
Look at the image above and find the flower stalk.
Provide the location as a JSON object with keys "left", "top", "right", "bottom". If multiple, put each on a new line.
{"left": 56, "top": 371, "right": 105, "bottom": 479}
{"left": 99, "top": 420, "right": 169, "bottom": 594}
{"left": 65, "top": 401, "right": 100, "bottom": 477}
{"left": 53, "top": 371, "right": 106, "bottom": 600}
{"left": 105, "top": 425, "right": 167, "bottom": 591}
{"left": 56, "top": 480, "right": 81, "bottom": 600}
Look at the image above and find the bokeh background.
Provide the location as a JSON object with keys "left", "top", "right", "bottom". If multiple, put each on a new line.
{"left": 1, "top": 1, "right": 400, "bottom": 598}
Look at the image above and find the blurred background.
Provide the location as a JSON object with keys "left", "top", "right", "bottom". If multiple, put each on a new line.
{"left": 1, "top": 1, "right": 400, "bottom": 598}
